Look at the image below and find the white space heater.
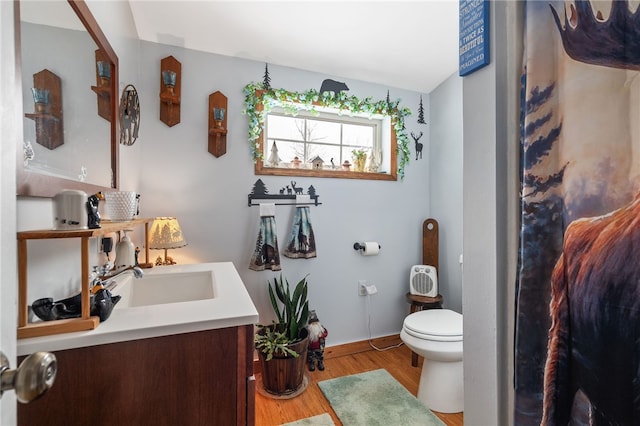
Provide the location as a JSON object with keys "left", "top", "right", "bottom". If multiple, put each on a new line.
{"left": 409, "top": 265, "right": 438, "bottom": 297}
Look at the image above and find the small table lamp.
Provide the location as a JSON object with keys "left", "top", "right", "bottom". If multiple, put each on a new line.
{"left": 149, "top": 217, "right": 187, "bottom": 265}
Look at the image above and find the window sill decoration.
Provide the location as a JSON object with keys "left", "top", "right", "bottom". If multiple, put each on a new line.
{"left": 242, "top": 82, "right": 412, "bottom": 179}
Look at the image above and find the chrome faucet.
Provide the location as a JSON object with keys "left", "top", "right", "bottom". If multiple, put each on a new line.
{"left": 98, "top": 265, "right": 144, "bottom": 293}
{"left": 101, "top": 265, "right": 144, "bottom": 280}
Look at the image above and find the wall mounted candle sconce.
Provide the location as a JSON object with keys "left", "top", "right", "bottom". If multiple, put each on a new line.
{"left": 24, "top": 69, "right": 63, "bottom": 150}
{"left": 208, "top": 91, "right": 228, "bottom": 157}
{"left": 159, "top": 56, "right": 181, "bottom": 127}
{"left": 90, "top": 49, "right": 112, "bottom": 121}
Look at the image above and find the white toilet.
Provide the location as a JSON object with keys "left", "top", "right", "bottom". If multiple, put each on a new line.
{"left": 400, "top": 309, "right": 463, "bottom": 413}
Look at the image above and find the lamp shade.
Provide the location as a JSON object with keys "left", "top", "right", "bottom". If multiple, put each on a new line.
{"left": 149, "top": 217, "right": 187, "bottom": 250}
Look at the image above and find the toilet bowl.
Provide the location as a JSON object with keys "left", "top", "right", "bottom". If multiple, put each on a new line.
{"left": 400, "top": 309, "right": 463, "bottom": 413}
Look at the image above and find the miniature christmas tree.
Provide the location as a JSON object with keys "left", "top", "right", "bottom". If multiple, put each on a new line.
{"left": 267, "top": 141, "right": 282, "bottom": 167}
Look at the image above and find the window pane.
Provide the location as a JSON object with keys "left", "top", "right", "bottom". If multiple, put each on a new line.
{"left": 306, "top": 119, "right": 341, "bottom": 145}
{"left": 267, "top": 115, "right": 305, "bottom": 141}
{"left": 343, "top": 124, "right": 374, "bottom": 150}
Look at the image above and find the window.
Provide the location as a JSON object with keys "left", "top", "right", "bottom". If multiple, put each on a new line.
{"left": 264, "top": 107, "right": 391, "bottom": 173}
{"left": 244, "top": 85, "right": 412, "bottom": 180}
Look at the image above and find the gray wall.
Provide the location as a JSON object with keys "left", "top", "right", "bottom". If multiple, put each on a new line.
{"left": 429, "top": 75, "right": 463, "bottom": 313}
{"left": 462, "top": 2, "right": 520, "bottom": 425}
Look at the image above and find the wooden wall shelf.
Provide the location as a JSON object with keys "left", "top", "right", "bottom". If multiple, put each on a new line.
{"left": 208, "top": 91, "right": 228, "bottom": 157}
{"left": 159, "top": 55, "right": 181, "bottom": 127}
{"left": 25, "top": 69, "right": 63, "bottom": 150}
{"left": 90, "top": 49, "right": 112, "bottom": 121}
{"left": 17, "top": 218, "right": 154, "bottom": 339}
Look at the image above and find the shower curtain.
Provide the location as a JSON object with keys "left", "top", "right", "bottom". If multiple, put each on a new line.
{"left": 515, "top": 1, "right": 640, "bottom": 424}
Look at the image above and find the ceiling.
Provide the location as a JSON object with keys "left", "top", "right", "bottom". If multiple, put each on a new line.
{"left": 128, "top": 1, "right": 460, "bottom": 94}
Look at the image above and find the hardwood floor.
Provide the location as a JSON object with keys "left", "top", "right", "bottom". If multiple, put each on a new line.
{"left": 255, "top": 335, "right": 464, "bottom": 426}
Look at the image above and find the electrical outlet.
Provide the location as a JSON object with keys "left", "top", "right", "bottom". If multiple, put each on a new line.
{"left": 358, "top": 280, "right": 368, "bottom": 296}
{"left": 97, "top": 236, "right": 104, "bottom": 254}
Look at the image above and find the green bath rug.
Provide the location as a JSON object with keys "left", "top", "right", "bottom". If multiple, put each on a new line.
{"left": 317, "top": 368, "right": 445, "bottom": 426}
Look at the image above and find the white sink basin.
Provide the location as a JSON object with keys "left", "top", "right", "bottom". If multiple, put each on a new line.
{"left": 112, "top": 269, "right": 215, "bottom": 308}
{"left": 122, "top": 270, "right": 215, "bottom": 307}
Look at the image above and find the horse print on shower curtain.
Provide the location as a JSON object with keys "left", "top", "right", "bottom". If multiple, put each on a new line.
{"left": 515, "top": 1, "right": 640, "bottom": 425}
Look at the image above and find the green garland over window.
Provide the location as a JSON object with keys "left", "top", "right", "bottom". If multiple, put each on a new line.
{"left": 242, "top": 82, "right": 412, "bottom": 179}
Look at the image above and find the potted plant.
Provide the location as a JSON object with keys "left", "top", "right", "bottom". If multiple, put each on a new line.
{"left": 255, "top": 274, "right": 310, "bottom": 395}
{"left": 352, "top": 149, "right": 367, "bottom": 172}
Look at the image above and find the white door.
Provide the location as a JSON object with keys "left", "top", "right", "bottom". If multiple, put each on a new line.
{"left": 1, "top": 1, "right": 20, "bottom": 424}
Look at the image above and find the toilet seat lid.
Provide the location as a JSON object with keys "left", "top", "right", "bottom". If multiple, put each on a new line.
{"left": 404, "top": 309, "right": 462, "bottom": 338}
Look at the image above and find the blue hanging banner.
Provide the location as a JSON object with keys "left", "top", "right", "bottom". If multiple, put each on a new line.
{"left": 459, "top": 0, "right": 490, "bottom": 76}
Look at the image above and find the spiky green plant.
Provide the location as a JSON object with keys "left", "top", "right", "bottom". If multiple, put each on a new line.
{"left": 269, "top": 274, "right": 309, "bottom": 342}
{"left": 255, "top": 274, "right": 310, "bottom": 359}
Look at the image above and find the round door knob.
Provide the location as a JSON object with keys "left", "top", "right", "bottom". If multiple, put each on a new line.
{"left": 0, "top": 351, "right": 57, "bottom": 403}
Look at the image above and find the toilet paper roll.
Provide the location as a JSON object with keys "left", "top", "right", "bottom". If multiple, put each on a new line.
{"left": 362, "top": 242, "right": 380, "bottom": 256}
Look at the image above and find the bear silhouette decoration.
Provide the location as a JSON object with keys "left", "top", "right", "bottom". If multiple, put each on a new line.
{"left": 319, "top": 79, "right": 349, "bottom": 96}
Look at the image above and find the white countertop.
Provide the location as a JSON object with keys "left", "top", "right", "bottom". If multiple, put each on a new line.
{"left": 18, "top": 262, "right": 259, "bottom": 356}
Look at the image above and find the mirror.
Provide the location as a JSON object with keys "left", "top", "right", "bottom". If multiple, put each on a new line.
{"left": 16, "top": 0, "right": 118, "bottom": 197}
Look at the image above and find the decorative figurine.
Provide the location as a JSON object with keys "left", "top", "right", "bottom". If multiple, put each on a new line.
{"left": 306, "top": 310, "right": 328, "bottom": 371}
{"left": 134, "top": 246, "right": 141, "bottom": 266}
{"left": 86, "top": 192, "right": 104, "bottom": 229}
{"left": 267, "top": 141, "right": 282, "bottom": 167}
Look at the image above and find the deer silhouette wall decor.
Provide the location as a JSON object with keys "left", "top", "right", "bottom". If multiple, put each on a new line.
{"left": 291, "top": 181, "right": 304, "bottom": 195}
{"left": 411, "top": 131, "right": 423, "bottom": 160}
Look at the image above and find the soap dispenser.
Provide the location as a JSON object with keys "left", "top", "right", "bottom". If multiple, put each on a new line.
{"left": 115, "top": 229, "right": 136, "bottom": 270}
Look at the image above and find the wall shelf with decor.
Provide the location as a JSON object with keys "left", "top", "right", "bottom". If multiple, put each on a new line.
{"left": 25, "top": 69, "right": 64, "bottom": 150}
{"left": 159, "top": 55, "right": 181, "bottom": 127}
{"left": 17, "top": 218, "right": 154, "bottom": 339}
{"left": 208, "top": 91, "right": 228, "bottom": 157}
{"left": 90, "top": 49, "right": 113, "bottom": 121}
{"left": 247, "top": 179, "right": 321, "bottom": 206}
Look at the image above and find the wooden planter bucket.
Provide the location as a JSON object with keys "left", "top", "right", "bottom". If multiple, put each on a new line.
{"left": 258, "top": 328, "right": 308, "bottom": 395}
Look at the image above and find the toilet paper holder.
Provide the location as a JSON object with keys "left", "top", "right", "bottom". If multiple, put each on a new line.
{"left": 353, "top": 242, "right": 381, "bottom": 251}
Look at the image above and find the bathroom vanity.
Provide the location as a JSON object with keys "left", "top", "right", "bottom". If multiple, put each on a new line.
{"left": 17, "top": 262, "right": 259, "bottom": 426}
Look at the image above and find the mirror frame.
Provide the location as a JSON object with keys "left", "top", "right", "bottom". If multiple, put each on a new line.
{"left": 16, "top": 0, "right": 119, "bottom": 197}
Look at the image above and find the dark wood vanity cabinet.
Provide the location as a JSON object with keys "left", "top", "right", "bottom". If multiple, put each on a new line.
{"left": 18, "top": 324, "right": 255, "bottom": 425}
